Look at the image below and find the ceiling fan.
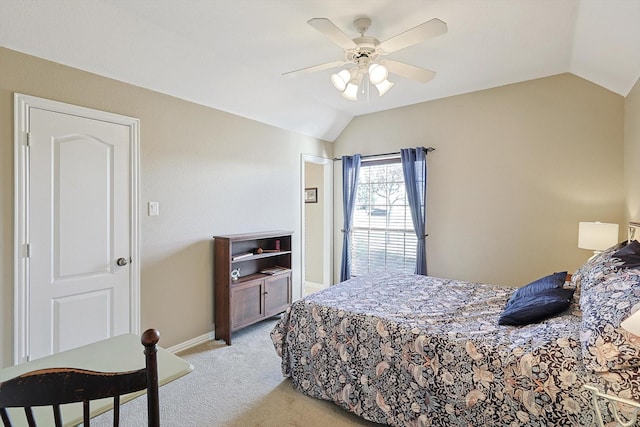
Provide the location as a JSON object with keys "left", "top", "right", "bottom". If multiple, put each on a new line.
{"left": 283, "top": 16, "right": 447, "bottom": 100}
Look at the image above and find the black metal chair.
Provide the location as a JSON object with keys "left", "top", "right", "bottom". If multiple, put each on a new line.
{"left": 0, "top": 329, "right": 160, "bottom": 427}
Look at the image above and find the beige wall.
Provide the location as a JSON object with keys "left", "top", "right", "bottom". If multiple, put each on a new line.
{"left": 0, "top": 47, "right": 332, "bottom": 367}
{"left": 334, "top": 74, "right": 625, "bottom": 286}
{"left": 304, "top": 163, "right": 324, "bottom": 284}
{"left": 625, "top": 77, "right": 640, "bottom": 223}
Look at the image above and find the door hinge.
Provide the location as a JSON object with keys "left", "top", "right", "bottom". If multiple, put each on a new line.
{"left": 25, "top": 132, "right": 31, "bottom": 147}
{"left": 25, "top": 243, "right": 31, "bottom": 258}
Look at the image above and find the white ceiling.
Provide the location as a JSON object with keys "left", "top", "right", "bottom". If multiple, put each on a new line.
{"left": 1, "top": 0, "right": 639, "bottom": 142}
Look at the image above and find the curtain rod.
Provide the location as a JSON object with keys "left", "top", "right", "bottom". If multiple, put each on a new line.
{"left": 332, "top": 146, "right": 435, "bottom": 161}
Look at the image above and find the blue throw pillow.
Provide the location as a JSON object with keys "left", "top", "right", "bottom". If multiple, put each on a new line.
{"left": 498, "top": 287, "right": 574, "bottom": 326}
{"left": 613, "top": 240, "right": 640, "bottom": 269}
{"left": 506, "top": 271, "right": 567, "bottom": 308}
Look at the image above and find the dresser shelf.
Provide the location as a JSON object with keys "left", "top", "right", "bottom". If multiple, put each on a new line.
{"left": 231, "top": 251, "right": 292, "bottom": 264}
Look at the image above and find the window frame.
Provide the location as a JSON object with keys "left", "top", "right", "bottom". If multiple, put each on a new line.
{"left": 350, "top": 156, "right": 418, "bottom": 275}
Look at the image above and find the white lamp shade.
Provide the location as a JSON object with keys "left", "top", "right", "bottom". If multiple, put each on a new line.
{"left": 330, "top": 69, "right": 351, "bottom": 92}
{"left": 368, "top": 63, "right": 388, "bottom": 85}
{"left": 578, "top": 221, "right": 619, "bottom": 251}
{"left": 375, "top": 79, "right": 394, "bottom": 96}
{"left": 342, "top": 82, "right": 358, "bottom": 101}
{"left": 621, "top": 309, "right": 640, "bottom": 336}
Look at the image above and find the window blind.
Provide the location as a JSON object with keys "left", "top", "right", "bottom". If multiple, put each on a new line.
{"left": 351, "top": 160, "right": 417, "bottom": 275}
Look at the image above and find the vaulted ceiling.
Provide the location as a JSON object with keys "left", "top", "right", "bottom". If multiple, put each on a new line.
{"left": 1, "top": 0, "right": 639, "bottom": 142}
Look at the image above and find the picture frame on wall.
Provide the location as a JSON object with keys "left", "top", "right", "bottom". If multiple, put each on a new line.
{"left": 305, "top": 187, "right": 318, "bottom": 203}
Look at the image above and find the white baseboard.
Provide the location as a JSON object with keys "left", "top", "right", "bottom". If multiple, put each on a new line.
{"left": 305, "top": 281, "right": 323, "bottom": 288}
{"left": 166, "top": 330, "right": 216, "bottom": 354}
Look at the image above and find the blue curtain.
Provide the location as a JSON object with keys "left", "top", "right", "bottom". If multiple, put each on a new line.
{"left": 401, "top": 147, "right": 428, "bottom": 275}
{"left": 340, "top": 154, "right": 361, "bottom": 282}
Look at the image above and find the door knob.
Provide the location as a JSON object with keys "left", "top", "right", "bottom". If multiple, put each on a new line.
{"left": 116, "top": 257, "right": 128, "bottom": 266}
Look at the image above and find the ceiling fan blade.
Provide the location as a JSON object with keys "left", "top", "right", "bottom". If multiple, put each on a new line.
{"left": 307, "top": 18, "right": 357, "bottom": 50}
{"left": 282, "top": 60, "right": 346, "bottom": 78}
{"left": 377, "top": 18, "right": 447, "bottom": 54}
{"left": 383, "top": 60, "right": 436, "bottom": 83}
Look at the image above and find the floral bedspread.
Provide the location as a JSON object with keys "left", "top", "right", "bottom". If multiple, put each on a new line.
{"left": 271, "top": 272, "right": 608, "bottom": 426}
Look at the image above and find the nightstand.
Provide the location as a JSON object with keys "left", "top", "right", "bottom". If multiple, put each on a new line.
{"left": 584, "top": 385, "right": 640, "bottom": 426}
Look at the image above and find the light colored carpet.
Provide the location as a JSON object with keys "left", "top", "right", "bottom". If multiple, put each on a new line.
{"left": 92, "top": 317, "right": 383, "bottom": 426}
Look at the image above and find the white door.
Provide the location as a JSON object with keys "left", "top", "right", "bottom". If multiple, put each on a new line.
{"left": 14, "top": 94, "right": 140, "bottom": 363}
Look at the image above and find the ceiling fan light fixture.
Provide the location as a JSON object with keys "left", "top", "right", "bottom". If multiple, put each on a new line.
{"left": 330, "top": 69, "right": 351, "bottom": 92}
{"left": 368, "top": 63, "right": 388, "bottom": 85}
{"left": 285, "top": 16, "right": 447, "bottom": 101}
{"left": 375, "top": 79, "right": 394, "bottom": 96}
{"left": 342, "top": 82, "right": 359, "bottom": 101}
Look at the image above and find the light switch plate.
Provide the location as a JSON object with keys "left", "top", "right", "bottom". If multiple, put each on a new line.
{"left": 148, "top": 201, "right": 159, "bottom": 216}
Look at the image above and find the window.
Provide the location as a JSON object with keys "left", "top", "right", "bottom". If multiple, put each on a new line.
{"left": 351, "top": 158, "right": 417, "bottom": 275}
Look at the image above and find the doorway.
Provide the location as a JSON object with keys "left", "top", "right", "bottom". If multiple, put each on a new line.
{"left": 301, "top": 155, "right": 332, "bottom": 297}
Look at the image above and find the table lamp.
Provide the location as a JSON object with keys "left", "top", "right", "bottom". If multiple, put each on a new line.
{"left": 578, "top": 221, "right": 619, "bottom": 256}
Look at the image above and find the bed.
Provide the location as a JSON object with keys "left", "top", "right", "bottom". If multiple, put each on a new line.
{"left": 271, "top": 238, "right": 640, "bottom": 426}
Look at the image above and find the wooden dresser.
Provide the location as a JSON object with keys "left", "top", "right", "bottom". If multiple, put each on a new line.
{"left": 213, "top": 231, "right": 292, "bottom": 345}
